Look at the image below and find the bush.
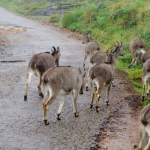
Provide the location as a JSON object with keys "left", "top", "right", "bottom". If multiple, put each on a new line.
{"left": 49, "top": 14, "right": 60, "bottom": 23}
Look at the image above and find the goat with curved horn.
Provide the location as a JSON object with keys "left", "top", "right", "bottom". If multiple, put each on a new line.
{"left": 24, "top": 46, "right": 60, "bottom": 100}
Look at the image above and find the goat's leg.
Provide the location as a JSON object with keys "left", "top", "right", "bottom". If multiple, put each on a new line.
{"left": 72, "top": 90, "right": 79, "bottom": 117}
{"left": 90, "top": 82, "right": 95, "bottom": 108}
{"left": 43, "top": 91, "right": 56, "bottom": 125}
{"left": 83, "top": 53, "right": 88, "bottom": 67}
{"left": 106, "top": 84, "right": 111, "bottom": 106}
{"left": 139, "top": 124, "right": 147, "bottom": 150}
{"left": 24, "top": 71, "right": 34, "bottom": 101}
{"left": 96, "top": 86, "right": 102, "bottom": 113}
{"left": 38, "top": 76, "right": 43, "bottom": 98}
{"left": 85, "top": 75, "right": 90, "bottom": 91}
{"left": 129, "top": 55, "right": 136, "bottom": 68}
{"left": 142, "top": 82, "right": 147, "bottom": 101}
{"left": 144, "top": 138, "right": 150, "bottom": 150}
{"left": 146, "top": 80, "right": 150, "bottom": 100}
{"left": 57, "top": 95, "right": 65, "bottom": 120}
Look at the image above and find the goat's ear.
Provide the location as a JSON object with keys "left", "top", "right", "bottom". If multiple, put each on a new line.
{"left": 57, "top": 47, "right": 60, "bottom": 52}
{"left": 51, "top": 47, "right": 54, "bottom": 53}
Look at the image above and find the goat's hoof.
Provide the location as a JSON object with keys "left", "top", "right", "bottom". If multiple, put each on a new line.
{"left": 86, "top": 86, "right": 88, "bottom": 91}
{"left": 44, "top": 120, "right": 49, "bottom": 125}
{"left": 90, "top": 105, "right": 93, "bottom": 108}
{"left": 39, "top": 93, "right": 44, "bottom": 98}
{"left": 106, "top": 102, "right": 109, "bottom": 106}
{"left": 57, "top": 114, "right": 61, "bottom": 120}
{"left": 74, "top": 112, "right": 79, "bottom": 117}
{"left": 112, "top": 84, "right": 115, "bottom": 87}
{"left": 24, "top": 95, "right": 27, "bottom": 101}
{"left": 96, "top": 106, "right": 99, "bottom": 113}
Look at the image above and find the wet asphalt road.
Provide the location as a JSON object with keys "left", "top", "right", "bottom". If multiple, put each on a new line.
{"left": 0, "top": 7, "right": 139, "bottom": 150}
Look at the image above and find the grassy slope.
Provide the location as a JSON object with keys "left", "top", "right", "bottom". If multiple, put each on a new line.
{"left": 1, "top": 0, "right": 150, "bottom": 104}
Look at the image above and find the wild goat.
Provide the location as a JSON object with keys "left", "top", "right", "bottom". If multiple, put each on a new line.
{"left": 142, "top": 58, "right": 150, "bottom": 101}
{"left": 141, "top": 50, "right": 150, "bottom": 64}
{"left": 129, "top": 38, "right": 146, "bottom": 67}
{"left": 24, "top": 47, "right": 60, "bottom": 101}
{"left": 85, "top": 42, "right": 123, "bottom": 91}
{"left": 139, "top": 103, "right": 150, "bottom": 150}
{"left": 42, "top": 66, "right": 87, "bottom": 125}
{"left": 82, "top": 34, "right": 101, "bottom": 67}
{"left": 89, "top": 44, "right": 123, "bottom": 112}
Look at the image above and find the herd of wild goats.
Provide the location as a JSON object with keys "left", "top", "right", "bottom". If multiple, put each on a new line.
{"left": 23, "top": 34, "right": 150, "bottom": 150}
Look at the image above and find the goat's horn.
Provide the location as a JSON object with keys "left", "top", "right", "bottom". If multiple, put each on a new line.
{"left": 52, "top": 46, "right": 56, "bottom": 52}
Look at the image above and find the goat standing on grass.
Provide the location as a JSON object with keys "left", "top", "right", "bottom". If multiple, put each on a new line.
{"left": 89, "top": 44, "right": 123, "bottom": 112}
{"left": 142, "top": 58, "right": 150, "bottom": 101}
{"left": 82, "top": 34, "right": 101, "bottom": 67}
{"left": 129, "top": 38, "right": 146, "bottom": 67}
{"left": 139, "top": 103, "right": 150, "bottom": 150}
{"left": 24, "top": 47, "right": 60, "bottom": 101}
{"left": 141, "top": 50, "right": 150, "bottom": 64}
{"left": 42, "top": 66, "right": 87, "bottom": 125}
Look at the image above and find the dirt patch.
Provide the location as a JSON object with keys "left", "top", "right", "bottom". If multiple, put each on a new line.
{"left": 0, "top": 24, "right": 26, "bottom": 50}
{"left": 0, "top": 25, "right": 26, "bottom": 35}
{"left": 95, "top": 70, "right": 142, "bottom": 150}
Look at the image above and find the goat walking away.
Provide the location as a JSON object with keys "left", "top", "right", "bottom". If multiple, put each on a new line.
{"left": 89, "top": 42, "right": 123, "bottom": 112}
{"left": 129, "top": 38, "right": 146, "bottom": 67}
{"left": 85, "top": 41, "right": 123, "bottom": 91}
{"left": 139, "top": 103, "right": 150, "bottom": 150}
{"left": 142, "top": 59, "right": 150, "bottom": 101}
{"left": 42, "top": 66, "right": 87, "bottom": 125}
{"left": 24, "top": 46, "right": 60, "bottom": 101}
{"left": 82, "top": 34, "right": 101, "bottom": 67}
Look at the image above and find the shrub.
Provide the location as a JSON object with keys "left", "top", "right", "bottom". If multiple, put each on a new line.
{"left": 49, "top": 14, "right": 60, "bottom": 23}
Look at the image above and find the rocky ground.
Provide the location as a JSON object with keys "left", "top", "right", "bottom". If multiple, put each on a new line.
{"left": 0, "top": 7, "right": 142, "bottom": 150}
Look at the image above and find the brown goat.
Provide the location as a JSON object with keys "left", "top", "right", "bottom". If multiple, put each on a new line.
{"left": 89, "top": 42, "right": 123, "bottom": 112}
{"left": 139, "top": 103, "right": 150, "bottom": 150}
{"left": 142, "top": 58, "right": 150, "bottom": 101}
{"left": 129, "top": 38, "right": 146, "bottom": 67}
{"left": 141, "top": 50, "right": 150, "bottom": 64}
{"left": 42, "top": 66, "right": 87, "bottom": 125}
{"left": 82, "top": 34, "right": 101, "bottom": 67}
{"left": 24, "top": 47, "right": 60, "bottom": 100}
{"left": 85, "top": 42, "right": 123, "bottom": 91}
